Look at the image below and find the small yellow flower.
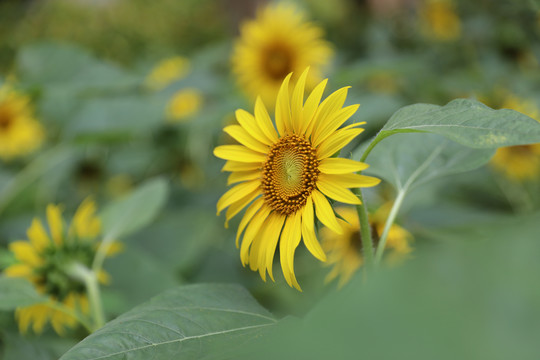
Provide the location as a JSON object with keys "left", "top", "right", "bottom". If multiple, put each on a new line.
{"left": 0, "top": 83, "right": 44, "bottom": 161}
{"left": 419, "top": 0, "right": 461, "bottom": 41}
{"left": 4, "top": 198, "right": 122, "bottom": 335}
{"left": 321, "top": 205, "right": 412, "bottom": 287}
{"left": 491, "top": 95, "right": 540, "bottom": 181}
{"left": 232, "top": 3, "right": 333, "bottom": 107}
{"left": 145, "top": 56, "right": 190, "bottom": 90}
{"left": 214, "top": 68, "right": 380, "bottom": 290}
{"left": 166, "top": 88, "right": 203, "bottom": 122}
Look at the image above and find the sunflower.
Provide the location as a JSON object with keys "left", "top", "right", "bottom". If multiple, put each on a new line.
{"left": 145, "top": 56, "right": 190, "bottom": 90}
{"left": 231, "top": 3, "right": 333, "bottom": 107}
{"left": 491, "top": 95, "right": 540, "bottom": 181}
{"left": 4, "top": 198, "right": 122, "bottom": 335}
{"left": 166, "top": 88, "right": 203, "bottom": 122}
{"left": 321, "top": 205, "right": 412, "bottom": 287}
{"left": 214, "top": 68, "right": 380, "bottom": 290}
{"left": 0, "top": 83, "right": 44, "bottom": 161}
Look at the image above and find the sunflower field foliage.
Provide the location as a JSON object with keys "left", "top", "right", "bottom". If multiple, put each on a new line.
{"left": 0, "top": 0, "right": 540, "bottom": 359}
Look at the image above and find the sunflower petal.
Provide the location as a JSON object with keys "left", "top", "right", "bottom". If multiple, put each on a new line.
{"left": 301, "top": 197, "right": 326, "bottom": 262}
{"left": 9, "top": 241, "right": 43, "bottom": 267}
{"left": 311, "top": 189, "right": 342, "bottom": 234}
{"left": 317, "top": 127, "right": 364, "bottom": 159}
{"left": 290, "top": 67, "right": 309, "bottom": 134}
{"left": 222, "top": 161, "right": 261, "bottom": 172}
{"left": 223, "top": 125, "right": 269, "bottom": 153}
{"left": 321, "top": 173, "right": 381, "bottom": 188}
{"left": 311, "top": 86, "right": 350, "bottom": 141}
{"left": 235, "top": 109, "right": 273, "bottom": 146}
{"left": 27, "top": 219, "right": 50, "bottom": 252}
{"left": 236, "top": 197, "right": 264, "bottom": 247}
{"left": 214, "top": 145, "right": 267, "bottom": 163}
{"left": 225, "top": 190, "right": 260, "bottom": 227}
{"left": 275, "top": 73, "right": 293, "bottom": 136}
{"left": 4, "top": 263, "right": 33, "bottom": 278}
{"left": 46, "top": 204, "right": 64, "bottom": 246}
{"left": 317, "top": 178, "right": 362, "bottom": 204}
{"left": 254, "top": 97, "right": 278, "bottom": 143}
{"left": 256, "top": 212, "right": 285, "bottom": 281}
{"left": 318, "top": 158, "right": 369, "bottom": 174}
{"left": 240, "top": 206, "right": 271, "bottom": 265}
{"left": 279, "top": 213, "right": 302, "bottom": 291}
{"left": 217, "top": 180, "right": 260, "bottom": 215}
{"left": 227, "top": 170, "right": 261, "bottom": 185}
{"left": 313, "top": 105, "right": 360, "bottom": 147}
{"left": 301, "top": 78, "right": 328, "bottom": 135}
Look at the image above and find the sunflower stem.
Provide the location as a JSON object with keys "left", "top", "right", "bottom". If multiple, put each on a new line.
{"left": 374, "top": 189, "right": 406, "bottom": 264}
{"left": 354, "top": 188, "right": 374, "bottom": 269}
{"left": 67, "top": 263, "right": 105, "bottom": 331}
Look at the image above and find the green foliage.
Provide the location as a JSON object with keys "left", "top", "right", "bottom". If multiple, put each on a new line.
{"left": 0, "top": 277, "right": 48, "bottom": 310}
{"left": 100, "top": 178, "right": 169, "bottom": 240}
{"left": 60, "top": 284, "right": 276, "bottom": 360}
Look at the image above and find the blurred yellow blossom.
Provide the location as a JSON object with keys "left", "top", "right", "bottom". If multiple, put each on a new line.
{"left": 0, "top": 83, "right": 44, "bottom": 161}
{"left": 145, "top": 56, "right": 190, "bottom": 90}
{"left": 3, "top": 198, "right": 122, "bottom": 335}
{"left": 231, "top": 3, "right": 333, "bottom": 107}
{"left": 166, "top": 88, "right": 203, "bottom": 122}
{"left": 321, "top": 205, "right": 412, "bottom": 287}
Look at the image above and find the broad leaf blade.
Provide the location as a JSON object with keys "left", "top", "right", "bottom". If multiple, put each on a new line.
{"left": 379, "top": 99, "right": 540, "bottom": 148}
{"left": 60, "top": 284, "right": 276, "bottom": 360}
{"left": 0, "top": 277, "right": 48, "bottom": 310}
{"left": 363, "top": 132, "right": 495, "bottom": 191}
{"left": 100, "top": 178, "right": 169, "bottom": 240}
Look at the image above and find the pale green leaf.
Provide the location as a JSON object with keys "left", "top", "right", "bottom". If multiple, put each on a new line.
{"left": 100, "top": 178, "right": 169, "bottom": 240}
{"left": 60, "top": 284, "right": 276, "bottom": 360}
{"left": 362, "top": 132, "right": 495, "bottom": 191}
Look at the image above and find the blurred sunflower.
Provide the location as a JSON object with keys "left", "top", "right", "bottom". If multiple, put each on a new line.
{"left": 145, "top": 56, "right": 190, "bottom": 90}
{"left": 321, "top": 205, "right": 412, "bottom": 287}
{"left": 0, "top": 83, "right": 44, "bottom": 161}
{"left": 491, "top": 95, "right": 540, "bottom": 181}
{"left": 419, "top": 0, "right": 461, "bottom": 41}
{"left": 4, "top": 198, "right": 122, "bottom": 335}
{"left": 214, "top": 68, "right": 380, "bottom": 290}
{"left": 166, "top": 88, "right": 203, "bottom": 122}
{"left": 231, "top": 3, "right": 333, "bottom": 107}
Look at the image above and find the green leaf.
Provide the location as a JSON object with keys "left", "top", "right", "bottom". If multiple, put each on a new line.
{"left": 0, "top": 277, "right": 48, "bottom": 310}
{"left": 100, "top": 178, "right": 169, "bottom": 240}
{"left": 360, "top": 99, "right": 540, "bottom": 162}
{"left": 60, "top": 284, "right": 276, "bottom": 360}
{"left": 381, "top": 99, "right": 540, "bottom": 148}
{"left": 361, "top": 132, "right": 495, "bottom": 191}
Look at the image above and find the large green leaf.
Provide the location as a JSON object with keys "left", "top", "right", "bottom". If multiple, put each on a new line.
{"left": 360, "top": 99, "right": 540, "bottom": 163}
{"left": 100, "top": 178, "right": 169, "bottom": 240}
{"left": 381, "top": 99, "right": 540, "bottom": 148}
{"left": 361, "top": 132, "right": 495, "bottom": 191}
{"left": 0, "top": 277, "right": 48, "bottom": 310}
{"left": 60, "top": 284, "right": 276, "bottom": 360}
{"left": 240, "top": 212, "right": 540, "bottom": 360}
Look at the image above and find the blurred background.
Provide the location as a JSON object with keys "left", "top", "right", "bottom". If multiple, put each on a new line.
{"left": 0, "top": 0, "right": 539, "bottom": 357}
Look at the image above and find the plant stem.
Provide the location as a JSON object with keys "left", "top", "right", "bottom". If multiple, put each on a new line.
{"left": 68, "top": 263, "right": 105, "bottom": 331}
{"left": 374, "top": 190, "right": 406, "bottom": 264}
{"left": 354, "top": 188, "right": 373, "bottom": 269}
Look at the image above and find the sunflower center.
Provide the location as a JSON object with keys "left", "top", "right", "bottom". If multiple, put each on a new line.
{"left": 262, "top": 134, "right": 319, "bottom": 215}
{"left": 0, "top": 107, "right": 13, "bottom": 131}
{"left": 262, "top": 43, "right": 293, "bottom": 81}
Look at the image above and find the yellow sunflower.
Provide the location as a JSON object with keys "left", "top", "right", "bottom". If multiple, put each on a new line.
{"left": 321, "top": 205, "right": 412, "bottom": 287}
{"left": 231, "top": 3, "right": 333, "bottom": 107}
{"left": 0, "top": 83, "right": 44, "bottom": 161}
{"left": 145, "top": 56, "right": 190, "bottom": 90}
{"left": 491, "top": 95, "right": 540, "bottom": 181}
{"left": 419, "top": 0, "right": 461, "bottom": 42}
{"left": 166, "top": 88, "right": 203, "bottom": 122}
{"left": 214, "top": 68, "right": 380, "bottom": 290}
{"left": 4, "top": 198, "right": 122, "bottom": 335}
